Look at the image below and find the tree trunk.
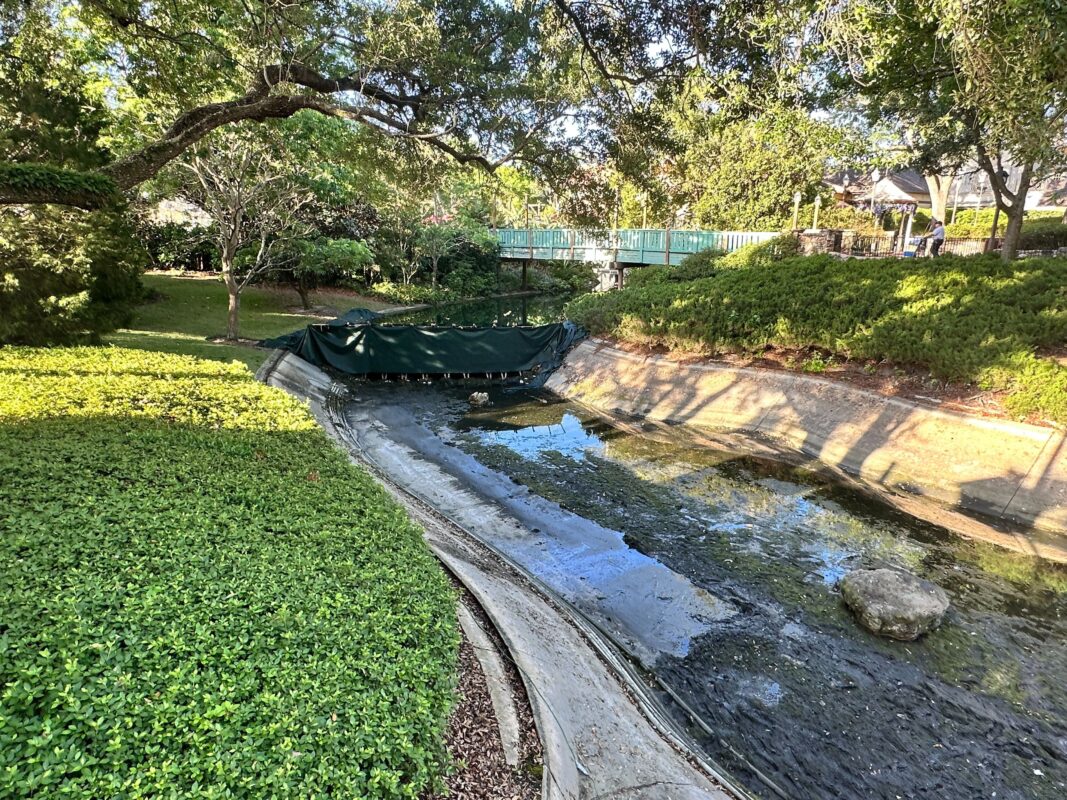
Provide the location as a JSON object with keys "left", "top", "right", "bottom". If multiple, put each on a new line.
{"left": 999, "top": 167, "right": 1033, "bottom": 263}
{"left": 924, "top": 174, "right": 953, "bottom": 223}
{"left": 431, "top": 257, "right": 439, "bottom": 288}
{"left": 296, "top": 277, "right": 311, "bottom": 309}
{"left": 221, "top": 250, "right": 241, "bottom": 340}
{"left": 1000, "top": 203, "right": 1027, "bottom": 262}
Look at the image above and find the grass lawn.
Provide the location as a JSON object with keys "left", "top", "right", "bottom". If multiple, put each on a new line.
{"left": 108, "top": 273, "right": 395, "bottom": 371}
{"left": 0, "top": 283, "right": 459, "bottom": 797}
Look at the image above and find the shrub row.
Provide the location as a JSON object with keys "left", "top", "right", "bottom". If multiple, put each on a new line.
{"left": 0, "top": 347, "right": 458, "bottom": 798}
{"left": 365, "top": 280, "right": 451, "bottom": 306}
{"left": 568, "top": 253, "right": 1067, "bottom": 423}
{"left": 944, "top": 209, "right": 1067, "bottom": 249}
{"left": 627, "top": 235, "right": 801, "bottom": 289}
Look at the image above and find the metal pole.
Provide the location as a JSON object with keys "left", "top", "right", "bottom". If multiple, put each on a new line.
{"left": 612, "top": 188, "right": 620, "bottom": 269}
{"left": 791, "top": 192, "right": 802, "bottom": 230}
{"left": 812, "top": 196, "right": 822, "bottom": 230}
{"left": 525, "top": 198, "right": 532, "bottom": 260}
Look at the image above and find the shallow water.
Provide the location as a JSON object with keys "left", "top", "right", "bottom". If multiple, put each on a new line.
{"left": 349, "top": 380, "right": 1067, "bottom": 800}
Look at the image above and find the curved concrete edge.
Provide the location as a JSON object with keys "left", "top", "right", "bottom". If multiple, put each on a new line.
{"left": 258, "top": 351, "right": 743, "bottom": 800}
{"left": 546, "top": 339, "right": 1067, "bottom": 550}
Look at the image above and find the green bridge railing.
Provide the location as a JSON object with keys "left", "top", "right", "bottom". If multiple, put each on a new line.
{"left": 495, "top": 228, "right": 779, "bottom": 266}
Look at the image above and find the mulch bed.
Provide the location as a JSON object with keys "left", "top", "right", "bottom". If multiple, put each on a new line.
{"left": 435, "top": 578, "right": 542, "bottom": 800}
{"left": 441, "top": 633, "right": 540, "bottom": 800}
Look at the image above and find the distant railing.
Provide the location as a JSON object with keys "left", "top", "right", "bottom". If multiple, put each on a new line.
{"left": 495, "top": 228, "right": 779, "bottom": 265}
{"left": 811, "top": 230, "right": 995, "bottom": 258}
{"left": 940, "top": 237, "right": 992, "bottom": 256}
{"left": 841, "top": 232, "right": 899, "bottom": 257}
{"left": 496, "top": 228, "right": 1005, "bottom": 270}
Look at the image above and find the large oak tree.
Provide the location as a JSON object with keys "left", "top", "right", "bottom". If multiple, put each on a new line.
{"left": 823, "top": 0, "right": 1067, "bottom": 260}
{"left": 0, "top": 0, "right": 598, "bottom": 207}
{"left": 1, "top": 1, "right": 802, "bottom": 211}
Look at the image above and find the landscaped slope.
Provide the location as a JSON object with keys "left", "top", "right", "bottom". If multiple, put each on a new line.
{"left": 0, "top": 347, "right": 458, "bottom": 798}
{"left": 568, "top": 253, "right": 1067, "bottom": 424}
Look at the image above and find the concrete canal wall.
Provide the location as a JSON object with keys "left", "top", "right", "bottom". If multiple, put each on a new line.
{"left": 547, "top": 340, "right": 1067, "bottom": 549}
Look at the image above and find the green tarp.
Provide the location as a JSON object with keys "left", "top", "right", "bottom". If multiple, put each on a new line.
{"left": 265, "top": 318, "right": 584, "bottom": 379}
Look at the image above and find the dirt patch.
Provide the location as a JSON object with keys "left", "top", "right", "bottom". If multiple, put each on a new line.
{"left": 1040, "top": 344, "right": 1067, "bottom": 369}
{"left": 206, "top": 336, "right": 267, "bottom": 348}
{"left": 282, "top": 304, "right": 343, "bottom": 317}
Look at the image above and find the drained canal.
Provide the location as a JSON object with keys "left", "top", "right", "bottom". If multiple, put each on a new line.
{"left": 344, "top": 301, "right": 1067, "bottom": 800}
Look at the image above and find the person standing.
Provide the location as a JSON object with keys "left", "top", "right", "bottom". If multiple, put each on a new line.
{"left": 929, "top": 219, "right": 946, "bottom": 257}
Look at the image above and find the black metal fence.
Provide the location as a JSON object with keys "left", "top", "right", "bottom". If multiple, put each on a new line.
{"left": 829, "top": 232, "right": 993, "bottom": 258}
{"left": 839, "top": 233, "right": 898, "bottom": 256}
{"left": 939, "top": 237, "right": 994, "bottom": 256}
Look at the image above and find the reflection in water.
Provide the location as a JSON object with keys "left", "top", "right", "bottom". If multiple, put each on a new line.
{"left": 385, "top": 294, "right": 568, "bottom": 327}
{"left": 378, "top": 383, "right": 1067, "bottom": 800}
{"left": 468, "top": 411, "right": 603, "bottom": 461}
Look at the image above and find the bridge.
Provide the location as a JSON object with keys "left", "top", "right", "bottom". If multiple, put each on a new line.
{"left": 495, "top": 228, "right": 778, "bottom": 266}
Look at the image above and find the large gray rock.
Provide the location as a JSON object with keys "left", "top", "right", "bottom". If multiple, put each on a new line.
{"left": 840, "top": 568, "right": 950, "bottom": 641}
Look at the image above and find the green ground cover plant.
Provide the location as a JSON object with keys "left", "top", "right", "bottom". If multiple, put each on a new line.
{"left": 569, "top": 253, "right": 1067, "bottom": 424}
{"left": 0, "top": 346, "right": 458, "bottom": 798}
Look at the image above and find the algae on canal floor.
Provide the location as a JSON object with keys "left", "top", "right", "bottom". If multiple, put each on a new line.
{"left": 347, "top": 380, "right": 1067, "bottom": 800}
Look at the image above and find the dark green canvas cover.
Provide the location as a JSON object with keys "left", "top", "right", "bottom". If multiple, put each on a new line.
{"left": 269, "top": 320, "right": 584, "bottom": 378}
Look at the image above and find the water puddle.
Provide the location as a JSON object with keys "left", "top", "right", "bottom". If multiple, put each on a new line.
{"left": 347, "top": 381, "right": 1067, "bottom": 800}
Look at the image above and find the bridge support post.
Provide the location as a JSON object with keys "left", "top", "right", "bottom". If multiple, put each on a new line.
{"left": 522, "top": 259, "right": 529, "bottom": 290}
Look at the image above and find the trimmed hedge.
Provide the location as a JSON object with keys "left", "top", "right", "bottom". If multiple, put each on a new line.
{"left": 0, "top": 347, "right": 458, "bottom": 798}
{"left": 568, "top": 253, "right": 1067, "bottom": 424}
{"left": 945, "top": 209, "right": 1067, "bottom": 249}
{"left": 627, "top": 236, "right": 801, "bottom": 290}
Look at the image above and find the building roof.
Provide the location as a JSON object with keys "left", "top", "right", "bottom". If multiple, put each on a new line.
{"left": 824, "top": 169, "right": 931, "bottom": 205}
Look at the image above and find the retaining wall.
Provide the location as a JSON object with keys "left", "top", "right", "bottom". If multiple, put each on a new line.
{"left": 547, "top": 340, "right": 1067, "bottom": 541}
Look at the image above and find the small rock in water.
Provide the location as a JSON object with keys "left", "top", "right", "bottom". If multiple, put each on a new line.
{"left": 839, "top": 568, "right": 950, "bottom": 641}
{"left": 468, "top": 391, "right": 490, "bottom": 407}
